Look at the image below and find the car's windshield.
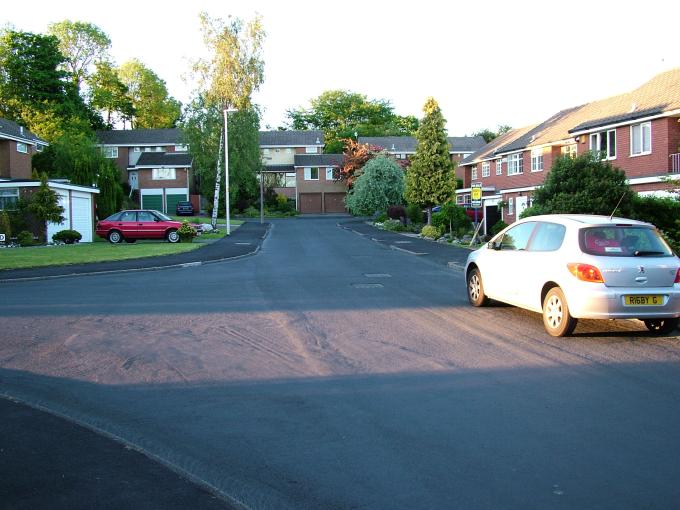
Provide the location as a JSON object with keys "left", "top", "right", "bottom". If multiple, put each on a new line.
{"left": 580, "top": 226, "right": 674, "bottom": 257}
{"left": 152, "top": 211, "right": 172, "bottom": 221}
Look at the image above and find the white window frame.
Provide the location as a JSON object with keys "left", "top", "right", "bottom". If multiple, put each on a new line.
{"left": 284, "top": 172, "right": 296, "bottom": 187}
{"left": 134, "top": 147, "right": 141, "bottom": 153}
{"left": 496, "top": 159, "right": 503, "bottom": 175}
{"left": 152, "top": 168, "right": 176, "bottom": 180}
{"left": 174, "top": 144, "right": 189, "bottom": 152}
{"left": 630, "top": 122, "right": 651, "bottom": 156}
{"left": 561, "top": 144, "right": 577, "bottom": 158}
{"left": 589, "top": 129, "right": 616, "bottom": 160}
{"left": 508, "top": 197, "right": 514, "bottom": 215}
{"left": 286, "top": 148, "right": 293, "bottom": 154}
{"left": 507, "top": 153, "right": 523, "bottom": 175}
{"left": 325, "top": 167, "right": 337, "bottom": 181}
{"left": 456, "top": 195, "right": 464, "bottom": 205}
{"left": 305, "top": 146, "right": 318, "bottom": 154}
{"left": 304, "top": 167, "right": 319, "bottom": 181}
{"left": 16, "top": 142, "right": 28, "bottom": 154}
{"left": 471, "top": 165, "right": 478, "bottom": 180}
{"left": 531, "top": 148, "right": 544, "bottom": 172}
{"left": 102, "top": 146, "right": 118, "bottom": 158}
{"left": 0, "top": 188, "right": 20, "bottom": 210}
{"left": 482, "top": 161, "right": 490, "bottom": 178}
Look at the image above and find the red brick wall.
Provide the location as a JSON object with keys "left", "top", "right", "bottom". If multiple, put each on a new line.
{"left": 138, "top": 168, "right": 189, "bottom": 189}
{"left": 0, "top": 141, "right": 10, "bottom": 178}
{"left": 0, "top": 140, "right": 34, "bottom": 179}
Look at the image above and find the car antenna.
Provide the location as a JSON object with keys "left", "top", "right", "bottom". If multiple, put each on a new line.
{"left": 609, "top": 191, "right": 628, "bottom": 221}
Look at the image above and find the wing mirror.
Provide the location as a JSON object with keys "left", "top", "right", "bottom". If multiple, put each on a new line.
{"left": 488, "top": 241, "right": 501, "bottom": 250}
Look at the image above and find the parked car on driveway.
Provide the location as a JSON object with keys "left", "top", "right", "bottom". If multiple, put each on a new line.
{"left": 96, "top": 210, "right": 184, "bottom": 244}
{"left": 176, "top": 201, "right": 194, "bottom": 216}
{"left": 465, "top": 214, "right": 680, "bottom": 337}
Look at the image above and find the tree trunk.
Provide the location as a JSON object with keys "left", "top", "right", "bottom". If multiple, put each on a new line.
{"left": 426, "top": 206, "right": 432, "bottom": 225}
{"left": 210, "top": 127, "right": 225, "bottom": 230}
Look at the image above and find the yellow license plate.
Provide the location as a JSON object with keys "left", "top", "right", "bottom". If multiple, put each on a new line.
{"left": 624, "top": 295, "right": 664, "bottom": 306}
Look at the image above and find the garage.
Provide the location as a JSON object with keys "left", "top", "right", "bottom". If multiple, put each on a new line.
{"left": 324, "top": 192, "right": 346, "bottom": 213}
{"left": 299, "top": 193, "right": 322, "bottom": 214}
{"left": 141, "top": 192, "right": 163, "bottom": 212}
{"left": 70, "top": 194, "right": 95, "bottom": 242}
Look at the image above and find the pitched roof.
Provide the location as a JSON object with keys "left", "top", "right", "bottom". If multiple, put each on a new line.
{"left": 259, "top": 130, "right": 324, "bottom": 146}
{"left": 0, "top": 118, "right": 46, "bottom": 145}
{"left": 359, "top": 135, "right": 486, "bottom": 153}
{"left": 460, "top": 126, "right": 538, "bottom": 165}
{"left": 95, "top": 128, "right": 182, "bottom": 145}
{"left": 294, "top": 154, "right": 343, "bottom": 167}
{"left": 135, "top": 152, "right": 192, "bottom": 168}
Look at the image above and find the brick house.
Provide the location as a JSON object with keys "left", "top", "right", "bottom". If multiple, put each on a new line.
{"left": 458, "top": 68, "right": 680, "bottom": 234}
{"left": 95, "top": 129, "right": 196, "bottom": 214}
{"left": 0, "top": 118, "right": 47, "bottom": 180}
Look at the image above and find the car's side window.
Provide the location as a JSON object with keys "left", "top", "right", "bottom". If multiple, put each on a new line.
{"left": 119, "top": 211, "right": 137, "bottom": 222}
{"left": 500, "top": 222, "right": 536, "bottom": 251}
{"left": 528, "top": 222, "right": 566, "bottom": 252}
{"left": 138, "top": 211, "right": 155, "bottom": 222}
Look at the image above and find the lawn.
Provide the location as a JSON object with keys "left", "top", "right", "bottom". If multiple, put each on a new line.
{"left": 0, "top": 242, "right": 202, "bottom": 270}
{"left": 170, "top": 216, "right": 245, "bottom": 226}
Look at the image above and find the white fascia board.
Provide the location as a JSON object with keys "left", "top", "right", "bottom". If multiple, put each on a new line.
{"left": 627, "top": 174, "right": 680, "bottom": 185}
{"left": 96, "top": 143, "right": 174, "bottom": 147}
{"left": 0, "top": 181, "right": 99, "bottom": 194}
{"left": 482, "top": 194, "right": 502, "bottom": 201}
{"left": 569, "top": 109, "right": 680, "bottom": 136}
{"left": 134, "top": 165, "right": 188, "bottom": 169}
{"left": 0, "top": 134, "right": 46, "bottom": 146}
{"left": 260, "top": 144, "right": 324, "bottom": 149}
{"left": 499, "top": 185, "right": 539, "bottom": 194}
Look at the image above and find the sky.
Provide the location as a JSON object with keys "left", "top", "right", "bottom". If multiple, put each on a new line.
{"left": 4, "top": 0, "right": 680, "bottom": 135}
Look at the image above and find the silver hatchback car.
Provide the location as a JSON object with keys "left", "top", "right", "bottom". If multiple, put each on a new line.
{"left": 465, "top": 214, "right": 680, "bottom": 337}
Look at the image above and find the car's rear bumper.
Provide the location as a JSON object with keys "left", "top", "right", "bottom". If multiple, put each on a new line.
{"left": 568, "top": 286, "right": 680, "bottom": 320}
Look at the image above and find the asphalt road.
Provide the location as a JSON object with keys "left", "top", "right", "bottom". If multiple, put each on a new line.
{"left": 1, "top": 217, "right": 680, "bottom": 509}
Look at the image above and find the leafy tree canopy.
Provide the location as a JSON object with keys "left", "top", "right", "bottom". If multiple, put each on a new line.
{"left": 345, "top": 155, "right": 404, "bottom": 216}
{"left": 88, "top": 61, "right": 135, "bottom": 128}
{"left": 28, "top": 173, "right": 65, "bottom": 241}
{"left": 471, "top": 124, "right": 512, "bottom": 143}
{"left": 339, "top": 139, "right": 387, "bottom": 187}
{"left": 287, "top": 90, "right": 419, "bottom": 154}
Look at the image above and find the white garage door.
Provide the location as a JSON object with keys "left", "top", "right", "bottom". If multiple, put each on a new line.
{"left": 71, "top": 195, "right": 93, "bottom": 242}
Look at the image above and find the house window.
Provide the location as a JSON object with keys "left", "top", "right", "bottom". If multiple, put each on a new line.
{"left": 482, "top": 161, "right": 490, "bottom": 178}
{"left": 0, "top": 188, "right": 19, "bottom": 210}
{"left": 589, "top": 129, "right": 616, "bottom": 160}
{"left": 304, "top": 167, "right": 319, "bottom": 180}
{"left": 152, "top": 168, "right": 176, "bottom": 180}
{"left": 262, "top": 148, "right": 270, "bottom": 155}
{"left": 508, "top": 197, "right": 514, "bottom": 215}
{"left": 174, "top": 144, "right": 189, "bottom": 152}
{"left": 36, "top": 144, "right": 45, "bottom": 153}
{"left": 326, "top": 167, "right": 339, "bottom": 180}
{"left": 471, "top": 165, "right": 478, "bottom": 180}
{"left": 144, "top": 147, "right": 152, "bottom": 152}
{"left": 155, "top": 146, "right": 163, "bottom": 152}
{"left": 464, "top": 194, "right": 471, "bottom": 206}
{"left": 305, "top": 146, "right": 317, "bottom": 154}
{"left": 507, "top": 153, "right": 523, "bottom": 175}
{"left": 285, "top": 173, "right": 296, "bottom": 187}
{"left": 630, "top": 122, "right": 651, "bottom": 155}
{"left": 456, "top": 195, "right": 464, "bottom": 205}
{"left": 561, "top": 144, "right": 577, "bottom": 158}
{"left": 102, "top": 146, "right": 118, "bottom": 158}
{"left": 16, "top": 142, "right": 28, "bottom": 154}
{"left": 496, "top": 159, "right": 503, "bottom": 175}
{"left": 286, "top": 148, "right": 293, "bottom": 154}
{"left": 531, "top": 148, "right": 544, "bottom": 172}
{"left": 134, "top": 147, "right": 141, "bottom": 153}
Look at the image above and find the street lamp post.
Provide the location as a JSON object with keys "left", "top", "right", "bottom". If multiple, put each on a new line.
{"left": 224, "top": 107, "right": 237, "bottom": 235}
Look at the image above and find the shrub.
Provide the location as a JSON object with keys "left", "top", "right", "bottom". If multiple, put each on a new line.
{"left": 440, "top": 202, "right": 472, "bottom": 232}
{"left": 387, "top": 205, "right": 406, "bottom": 221}
{"left": 490, "top": 220, "right": 508, "bottom": 236}
{"left": 383, "top": 219, "right": 407, "bottom": 232}
{"left": 631, "top": 195, "right": 680, "bottom": 252}
{"left": 431, "top": 211, "right": 447, "bottom": 233}
{"left": 406, "top": 203, "right": 424, "bottom": 224}
{"left": 0, "top": 210, "right": 11, "bottom": 240}
{"left": 17, "top": 231, "right": 34, "bottom": 247}
{"left": 345, "top": 156, "right": 404, "bottom": 216}
{"left": 177, "top": 221, "right": 197, "bottom": 242}
{"left": 243, "top": 206, "right": 260, "bottom": 217}
{"left": 421, "top": 225, "right": 441, "bottom": 239}
{"left": 52, "top": 229, "right": 82, "bottom": 244}
{"left": 374, "top": 212, "right": 388, "bottom": 223}
{"left": 275, "top": 193, "right": 289, "bottom": 208}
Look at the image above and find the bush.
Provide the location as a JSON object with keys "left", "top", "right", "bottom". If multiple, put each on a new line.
{"left": 421, "top": 225, "right": 441, "bottom": 239}
{"left": 52, "top": 229, "right": 82, "bottom": 244}
{"left": 374, "top": 212, "right": 388, "bottom": 223}
{"left": 17, "top": 231, "right": 34, "bottom": 247}
{"left": 0, "top": 210, "right": 11, "bottom": 240}
{"left": 242, "top": 206, "right": 260, "bottom": 217}
{"left": 382, "top": 219, "right": 407, "bottom": 232}
{"left": 490, "top": 220, "right": 508, "bottom": 236}
{"left": 345, "top": 156, "right": 404, "bottom": 216}
{"left": 631, "top": 195, "right": 680, "bottom": 252}
{"left": 387, "top": 205, "right": 406, "bottom": 221}
{"left": 406, "top": 203, "right": 424, "bottom": 224}
{"left": 431, "top": 211, "right": 447, "bottom": 233}
{"left": 177, "top": 221, "right": 197, "bottom": 242}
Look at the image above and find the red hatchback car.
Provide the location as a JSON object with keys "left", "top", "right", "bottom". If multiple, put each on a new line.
{"left": 96, "top": 210, "right": 184, "bottom": 243}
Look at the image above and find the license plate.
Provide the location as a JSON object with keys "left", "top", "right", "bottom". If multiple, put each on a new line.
{"left": 624, "top": 295, "right": 664, "bottom": 306}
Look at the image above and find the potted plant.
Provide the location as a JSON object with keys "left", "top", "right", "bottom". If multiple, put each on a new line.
{"left": 177, "top": 221, "right": 197, "bottom": 243}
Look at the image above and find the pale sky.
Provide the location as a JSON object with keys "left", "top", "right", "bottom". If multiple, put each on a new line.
{"left": 4, "top": 0, "right": 680, "bottom": 135}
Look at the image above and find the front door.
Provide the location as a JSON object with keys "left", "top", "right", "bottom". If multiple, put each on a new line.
{"left": 129, "top": 171, "right": 138, "bottom": 190}
{"left": 516, "top": 196, "right": 529, "bottom": 218}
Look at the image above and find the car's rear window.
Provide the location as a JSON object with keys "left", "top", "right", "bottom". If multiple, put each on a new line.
{"left": 580, "top": 226, "right": 674, "bottom": 257}
{"left": 105, "top": 212, "right": 122, "bottom": 221}
{"left": 177, "top": 201, "right": 191, "bottom": 206}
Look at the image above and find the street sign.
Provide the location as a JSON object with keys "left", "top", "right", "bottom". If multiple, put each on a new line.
{"left": 471, "top": 184, "right": 482, "bottom": 209}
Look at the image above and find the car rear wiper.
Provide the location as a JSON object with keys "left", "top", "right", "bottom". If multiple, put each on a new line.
{"left": 634, "top": 250, "right": 665, "bottom": 256}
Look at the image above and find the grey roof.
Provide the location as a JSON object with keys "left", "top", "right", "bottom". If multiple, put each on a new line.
{"left": 135, "top": 152, "right": 192, "bottom": 168}
{"left": 294, "top": 154, "right": 343, "bottom": 167}
{"left": 259, "top": 130, "right": 324, "bottom": 146}
{"left": 96, "top": 128, "right": 182, "bottom": 145}
{"left": 0, "top": 118, "right": 46, "bottom": 145}
{"left": 359, "top": 135, "right": 486, "bottom": 153}
{"left": 262, "top": 164, "right": 295, "bottom": 172}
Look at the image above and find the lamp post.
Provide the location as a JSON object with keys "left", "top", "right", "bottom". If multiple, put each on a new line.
{"left": 224, "top": 107, "right": 237, "bottom": 235}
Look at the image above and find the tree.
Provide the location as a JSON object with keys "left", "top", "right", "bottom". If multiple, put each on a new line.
{"left": 472, "top": 124, "right": 512, "bottom": 143}
{"left": 339, "top": 139, "right": 386, "bottom": 187}
{"left": 404, "top": 97, "right": 457, "bottom": 224}
{"left": 192, "top": 11, "right": 266, "bottom": 228}
{"left": 88, "top": 61, "right": 135, "bottom": 127}
{"left": 345, "top": 155, "right": 404, "bottom": 216}
{"left": 118, "top": 59, "right": 181, "bottom": 128}
{"left": 287, "top": 90, "right": 419, "bottom": 153}
{"left": 95, "top": 163, "right": 124, "bottom": 219}
{"left": 47, "top": 20, "right": 111, "bottom": 90}
{"left": 28, "top": 173, "right": 65, "bottom": 242}
{"left": 521, "top": 153, "right": 633, "bottom": 218}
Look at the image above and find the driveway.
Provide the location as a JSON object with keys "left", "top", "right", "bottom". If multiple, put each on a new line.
{"left": 1, "top": 217, "right": 679, "bottom": 509}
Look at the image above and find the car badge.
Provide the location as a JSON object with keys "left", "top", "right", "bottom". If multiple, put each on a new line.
{"left": 638, "top": 266, "right": 645, "bottom": 274}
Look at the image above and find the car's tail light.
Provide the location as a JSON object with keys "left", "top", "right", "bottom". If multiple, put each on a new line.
{"left": 568, "top": 263, "right": 604, "bottom": 283}
{"left": 675, "top": 268, "right": 680, "bottom": 284}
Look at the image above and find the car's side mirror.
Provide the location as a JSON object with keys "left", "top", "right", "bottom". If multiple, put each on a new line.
{"left": 488, "top": 241, "right": 500, "bottom": 250}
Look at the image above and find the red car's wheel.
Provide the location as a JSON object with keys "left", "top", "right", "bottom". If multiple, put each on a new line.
{"left": 108, "top": 230, "right": 123, "bottom": 244}
{"left": 166, "top": 229, "right": 180, "bottom": 243}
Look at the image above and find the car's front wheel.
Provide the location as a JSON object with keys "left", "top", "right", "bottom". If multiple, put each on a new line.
{"left": 467, "top": 267, "right": 489, "bottom": 307}
{"left": 542, "top": 287, "right": 577, "bottom": 337}
{"left": 108, "top": 230, "right": 123, "bottom": 244}
{"left": 166, "top": 229, "right": 180, "bottom": 243}
{"left": 643, "top": 318, "right": 679, "bottom": 335}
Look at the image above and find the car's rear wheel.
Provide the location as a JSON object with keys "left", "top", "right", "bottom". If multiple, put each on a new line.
{"left": 542, "top": 287, "right": 577, "bottom": 337}
{"left": 467, "top": 267, "right": 489, "bottom": 307}
{"left": 166, "top": 229, "right": 179, "bottom": 243}
{"left": 108, "top": 230, "right": 123, "bottom": 244}
{"left": 643, "top": 318, "right": 679, "bottom": 335}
